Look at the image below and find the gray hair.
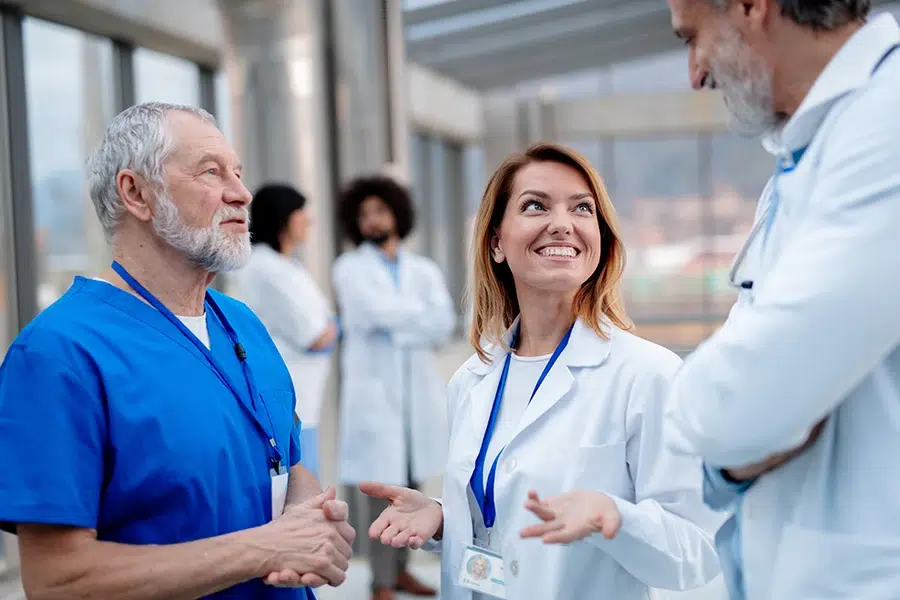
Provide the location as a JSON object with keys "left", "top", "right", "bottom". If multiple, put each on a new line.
{"left": 708, "top": 0, "right": 870, "bottom": 30}
{"left": 87, "top": 102, "right": 217, "bottom": 241}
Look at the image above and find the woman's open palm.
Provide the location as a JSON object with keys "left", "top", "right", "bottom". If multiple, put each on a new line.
{"left": 360, "top": 481, "right": 444, "bottom": 550}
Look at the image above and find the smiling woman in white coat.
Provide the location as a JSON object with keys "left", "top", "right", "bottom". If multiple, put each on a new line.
{"left": 361, "top": 143, "right": 721, "bottom": 600}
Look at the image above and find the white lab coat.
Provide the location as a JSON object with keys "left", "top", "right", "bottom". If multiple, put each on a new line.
{"left": 431, "top": 319, "right": 721, "bottom": 600}
{"left": 332, "top": 243, "right": 456, "bottom": 485}
{"left": 232, "top": 244, "right": 333, "bottom": 428}
{"left": 664, "top": 14, "right": 900, "bottom": 600}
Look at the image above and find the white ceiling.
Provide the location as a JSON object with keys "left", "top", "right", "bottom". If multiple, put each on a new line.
{"left": 403, "top": 0, "right": 900, "bottom": 91}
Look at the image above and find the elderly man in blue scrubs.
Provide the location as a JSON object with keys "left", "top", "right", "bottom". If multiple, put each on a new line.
{"left": 0, "top": 102, "right": 355, "bottom": 599}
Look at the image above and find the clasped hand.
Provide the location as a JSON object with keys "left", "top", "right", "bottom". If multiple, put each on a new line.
{"left": 262, "top": 487, "right": 357, "bottom": 588}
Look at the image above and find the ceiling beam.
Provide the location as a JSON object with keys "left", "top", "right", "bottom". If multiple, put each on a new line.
{"left": 451, "top": 28, "right": 681, "bottom": 89}
{"left": 419, "top": 9, "right": 674, "bottom": 79}
{"left": 407, "top": 0, "right": 627, "bottom": 43}
{"left": 408, "top": 0, "right": 666, "bottom": 65}
{"left": 403, "top": 0, "right": 524, "bottom": 27}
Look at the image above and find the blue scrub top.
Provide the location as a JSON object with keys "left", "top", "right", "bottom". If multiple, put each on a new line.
{"left": 0, "top": 277, "right": 313, "bottom": 599}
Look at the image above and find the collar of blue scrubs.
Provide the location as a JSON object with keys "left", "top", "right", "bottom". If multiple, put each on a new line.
{"left": 761, "top": 13, "right": 900, "bottom": 157}
{"left": 466, "top": 316, "right": 612, "bottom": 376}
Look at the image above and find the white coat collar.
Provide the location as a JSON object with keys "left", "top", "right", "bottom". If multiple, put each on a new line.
{"left": 359, "top": 241, "right": 404, "bottom": 262}
{"left": 357, "top": 241, "right": 406, "bottom": 288}
{"left": 762, "top": 13, "right": 900, "bottom": 156}
{"left": 465, "top": 316, "right": 613, "bottom": 376}
{"left": 456, "top": 317, "right": 612, "bottom": 469}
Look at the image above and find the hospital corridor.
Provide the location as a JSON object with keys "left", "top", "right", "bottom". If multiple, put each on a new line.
{"left": 2, "top": 1, "right": 900, "bottom": 599}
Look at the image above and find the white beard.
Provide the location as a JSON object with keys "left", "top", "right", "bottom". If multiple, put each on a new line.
{"left": 152, "top": 191, "right": 251, "bottom": 273}
{"left": 709, "top": 27, "right": 779, "bottom": 137}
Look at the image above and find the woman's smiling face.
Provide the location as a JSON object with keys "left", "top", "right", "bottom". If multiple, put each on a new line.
{"left": 492, "top": 160, "right": 602, "bottom": 295}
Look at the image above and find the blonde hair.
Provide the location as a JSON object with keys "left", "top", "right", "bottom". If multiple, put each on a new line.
{"left": 468, "top": 142, "right": 633, "bottom": 362}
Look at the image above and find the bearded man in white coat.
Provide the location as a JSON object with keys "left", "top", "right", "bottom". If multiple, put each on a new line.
{"left": 663, "top": 1, "right": 900, "bottom": 599}
{"left": 332, "top": 175, "right": 456, "bottom": 600}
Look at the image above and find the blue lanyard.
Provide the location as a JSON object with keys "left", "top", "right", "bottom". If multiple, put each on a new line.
{"left": 469, "top": 324, "right": 574, "bottom": 529}
{"left": 111, "top": 261, "right": 284, "bottom": 474}
{"left": 763, "top": 145, "right": 808, "bottom": 249}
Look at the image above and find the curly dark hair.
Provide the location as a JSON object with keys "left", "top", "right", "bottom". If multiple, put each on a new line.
{"left": 337, "top": 175, "right": 416, "bottom": 246}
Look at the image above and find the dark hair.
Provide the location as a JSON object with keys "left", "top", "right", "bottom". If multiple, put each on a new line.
{"left": 710, "top": 0, "right": 869, "bottom": 30}
{"left": 249, "top": 183, "right": 307, "bottom": 252}
{"left": 337, "top": 175, "right": 416, "bottom": 246}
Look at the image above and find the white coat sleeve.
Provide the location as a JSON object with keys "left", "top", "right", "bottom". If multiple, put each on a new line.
{"left": 664, "top": 77, "right": 900, "bottom": 468}
{"left": 392, "top": 261, "right": 457, "bottom": 347}
{"left": 266, "top": 269, "right": 331, "bottom": 351}
{"left": 332, "top": 257, "right": 427, "bottom": 332}
{"left": 588, "top": 358, "right": 722, "bottom": 591}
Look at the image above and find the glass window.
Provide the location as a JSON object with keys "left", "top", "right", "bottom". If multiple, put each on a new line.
{"left": 561, "top": 139, "right": 603, "bottom": 176}
{"left": 610, "top": 136, "right": 714, "bottom": 352}
{"left": 515, "top": 69, "right": 613, "bottom": 100}
{"left": 0, "top": 18, "right": 10, "bottom": 353}
{"left": 134, "top": 47, "right": 201, "bottom": 106}
{"left": 23, "top": 18, "right": 117, "bottom": 312}
{"left": 463, "top": 143, "right": 485, "bottom": 219}
{"left": 609, "top": 49, "right": 691, "bottom": 94}
{"left": 214, "top": 70, "right": 233, "bottom": 142}
{"left": 0, "top": 180, "right": 10, "bottom": 355}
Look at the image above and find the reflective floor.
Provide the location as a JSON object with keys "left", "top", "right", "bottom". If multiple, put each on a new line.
{"left": 0, "top": 555, "right": 725, "bottom": 599}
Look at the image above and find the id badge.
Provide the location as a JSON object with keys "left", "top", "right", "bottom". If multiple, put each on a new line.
{"left": 271, "top": 469, "right": 289, "bottom": 518}
{"left": 457, "top": 544, "right": 507, "bottom": 599}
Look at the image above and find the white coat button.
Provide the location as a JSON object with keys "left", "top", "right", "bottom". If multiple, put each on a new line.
{"left": 506, "top": 458, "right": 517, "bottom": 473}
{"left": 509, "top": 560, "right": 519, "bottom": 577}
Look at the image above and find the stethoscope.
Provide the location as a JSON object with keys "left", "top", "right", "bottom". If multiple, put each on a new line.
{"left": 726, "top": 192, "right": 773, "bottom": 292}
{"left": 727, "top": 145, "right": 807, "bottom": 292}
{"left": 729, "top": 42, "right": 900, "bottom": 292}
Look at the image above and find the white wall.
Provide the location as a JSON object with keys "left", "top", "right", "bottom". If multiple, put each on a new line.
{"left": 407, "top": 62, "right": 484, "bottom": 142}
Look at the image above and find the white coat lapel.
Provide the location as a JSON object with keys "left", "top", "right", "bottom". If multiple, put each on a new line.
{"left": 359, "top": 243, "right": 399, "bottom": 289}
{"left": 459, "top": 321, "right": 518, "bottom": 481}
{"left": 457, "top": 366, "right": 505, "bottom": 483}
{"left": 512, "top": 320, "right": 612, "bottom": 441}
{"left": 396, "top": 249, "right": 414, "bottom": 294}
{"left": 515, "top": 360, "right": 575, "bottom": 437}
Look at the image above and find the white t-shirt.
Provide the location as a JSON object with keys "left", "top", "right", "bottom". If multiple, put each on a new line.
{"left": 470, "top": 352, "right": 551, "bottom": 549}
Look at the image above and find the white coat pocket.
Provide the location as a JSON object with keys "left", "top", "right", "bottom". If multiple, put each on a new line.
{"left": 770, "top": 524, "right": 900, "bottom": 599}
{"left": 569, "top": 443, "right": 630, "bottom": 499}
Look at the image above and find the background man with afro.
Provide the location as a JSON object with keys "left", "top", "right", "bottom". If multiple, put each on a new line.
{"left": 332, "top": 174, "right": 456, "bottom": 600}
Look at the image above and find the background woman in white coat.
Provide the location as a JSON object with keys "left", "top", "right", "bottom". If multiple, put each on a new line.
{"left": 361, "top": 143, "right": 720, "bottom": 599}
{"left": 233, "top": 183, "right": 337, "bottom": 478}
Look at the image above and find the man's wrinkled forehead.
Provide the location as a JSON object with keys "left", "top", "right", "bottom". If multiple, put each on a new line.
{"left": 164, "top": 111, "right": 239, "bottom": 168}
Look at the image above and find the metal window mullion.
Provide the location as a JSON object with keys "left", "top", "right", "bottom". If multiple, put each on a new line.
{"left": 112, "top": 39, "right": 135, "bottom": 111}
{"left": 198, "top": 64, "right": 216, "bottom": 116}
{"left": 3, "top": 9, "right": 38, "bottom": 328}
